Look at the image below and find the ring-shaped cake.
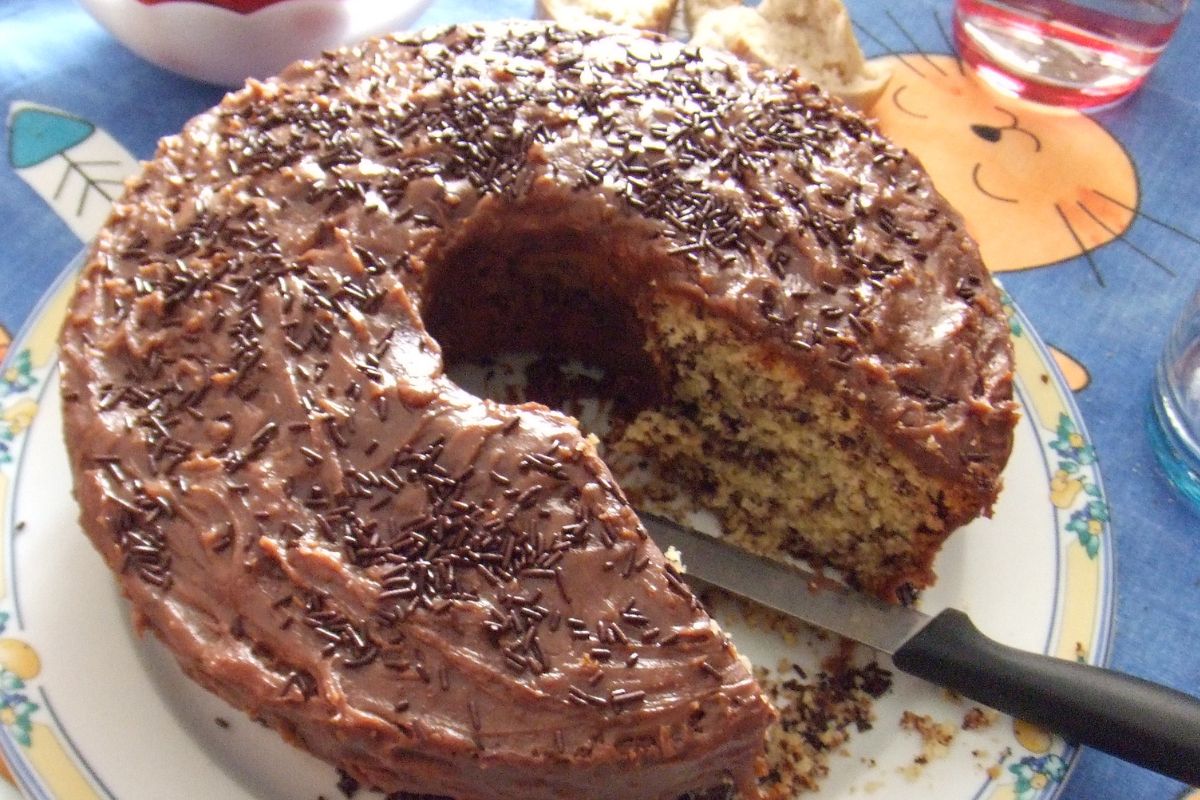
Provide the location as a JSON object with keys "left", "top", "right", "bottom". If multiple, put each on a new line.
{"left": 60, "top": 22, "right": 1016, "bottom": 800}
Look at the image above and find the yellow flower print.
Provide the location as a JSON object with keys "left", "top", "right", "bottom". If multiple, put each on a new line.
{"left": 1013, "top": 719, "right": 1052, "bottom": 754}
{"left": 0, "top": 639, "right": 41, "bottom": 681}
{"left": 1009, "top": 754, "right": 1068, "bottom": 799}
{"left": 0, "top": 614, "right": 39, "bottom": 746}
{"left": 1049, "top": 469, "right": 1083, "bottom": 508}
{"left": 2, "top": 399, "right": 37, "bottom": 437}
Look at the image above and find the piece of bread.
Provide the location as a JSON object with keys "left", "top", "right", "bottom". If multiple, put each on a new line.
{"left": 683, "top": 0, "right": 739, "bottom": 29}
{"left": 689, "top": 0, "right": 891, "bottom": 109}
{"left": 537, "top": 0, "right": 680, "bottom": 33}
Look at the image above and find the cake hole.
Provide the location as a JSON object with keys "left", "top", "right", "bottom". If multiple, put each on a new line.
{"left": 422, "top": 213, "right": 663, "bottom": 433}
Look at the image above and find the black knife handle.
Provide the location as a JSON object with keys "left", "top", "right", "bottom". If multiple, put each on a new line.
{"left": 893, "top": 608, "right": 1200, "bottom": 786}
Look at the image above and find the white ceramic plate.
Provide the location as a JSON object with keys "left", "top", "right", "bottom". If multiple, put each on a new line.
{"left": 0, "top": 257, "right": 1112, "bottom": 799}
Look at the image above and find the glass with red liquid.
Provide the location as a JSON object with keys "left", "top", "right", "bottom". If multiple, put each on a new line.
{"left": 954, "top": 0, "right": 1190, "bottom": 108}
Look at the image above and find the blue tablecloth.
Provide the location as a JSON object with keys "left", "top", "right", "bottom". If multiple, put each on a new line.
{"left": 1, "top": 1, "right": 1197, "bottom": 798}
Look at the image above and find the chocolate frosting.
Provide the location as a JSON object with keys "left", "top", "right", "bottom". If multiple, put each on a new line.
{"left": 60, "top": 21, "right": 1013, "bottom": 800}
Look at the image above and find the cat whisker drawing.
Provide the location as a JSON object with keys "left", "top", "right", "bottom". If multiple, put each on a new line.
{"left": 1089, "top": 188, "right": 1200, "bottom": 248}
{"left": 931, "top": 9, "right": 968, "bottom": 77}
{"left": 1053, "top": 203, "right": 1106, "bottom": 286}
{"left": 852, "top": 21, "right": 928, "bottom": 78}
{"left": 1075, "top": 199, "right": 1176, "bottom": 277}
{"left": 883, "top": 9, "right": 949, "bottom": 77}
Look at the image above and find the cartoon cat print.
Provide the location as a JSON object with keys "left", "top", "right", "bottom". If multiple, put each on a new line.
{"left": 862, "top": 52, "right": 1155, "bottom": 390}
{"left": 867, "top": 53, "right": 1138, "bottom": 278}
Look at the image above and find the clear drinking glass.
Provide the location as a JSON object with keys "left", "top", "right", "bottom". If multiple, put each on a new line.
{"left": 1149, "top": 285, "right": 1200, "bottom": 512}
{"left": 953, "top": 0, "right": 1190, "bottom": 109}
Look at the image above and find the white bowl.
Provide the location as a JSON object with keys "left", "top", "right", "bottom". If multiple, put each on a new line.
{"left": 79, "top": 0, "right": 434, "bottom": 86}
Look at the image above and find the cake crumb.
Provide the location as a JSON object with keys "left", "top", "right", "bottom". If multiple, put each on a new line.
{"left": 755, "top": 654, "right": 893, "bottom": 797}
{"left": 962, "top": 706, "right": 998, "bottom": 730}
{"left": 692, "top": 588, "right": 893, "bottom": 796}
{"left": 335, "top": 770, "right": 359, "bottom": 798}
{"left": 663, "top": 545, "right": 686, "bottom": 573}
{"left": 721, "top": 591, "right": 824, "bottom": 649}
{"left": 899, "top": 710, "right": 957, "bottom": 772}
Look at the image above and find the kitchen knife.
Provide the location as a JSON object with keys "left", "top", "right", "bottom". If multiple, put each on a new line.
{"left": 640, "top": 512, "right": 1200, "bottom": 786}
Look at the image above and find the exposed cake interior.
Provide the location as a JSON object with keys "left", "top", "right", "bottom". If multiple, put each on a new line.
{"left": 624, "top": 295, "right": 966, "bottom": 600}
{"left": 424, "top": 195, "right": 970, "bottom": 601}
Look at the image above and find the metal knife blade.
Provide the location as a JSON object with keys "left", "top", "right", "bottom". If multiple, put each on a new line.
{"left": 639, "top": 511, "right": 929, "bottom": 655}
{"left": 639, "top": 511, "right": 1200, "bottom": 786}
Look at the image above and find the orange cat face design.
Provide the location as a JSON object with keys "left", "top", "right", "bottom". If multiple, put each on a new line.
{"left": 868, "top": 54, "right": 1137, "bottom": 274}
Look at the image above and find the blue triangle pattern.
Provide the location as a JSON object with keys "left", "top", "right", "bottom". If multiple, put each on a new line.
{"left": 8, "top": 107, "right": 95, "bottom": 169}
